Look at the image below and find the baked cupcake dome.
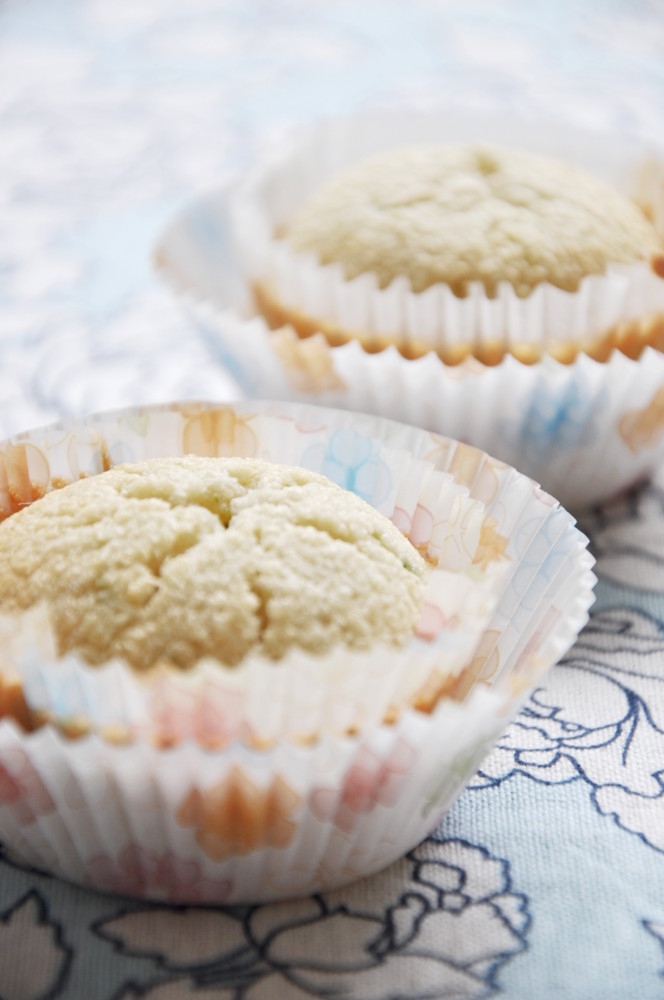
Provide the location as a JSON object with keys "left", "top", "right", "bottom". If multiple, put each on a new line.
{"left": 287, "top": 144, "right": 661, "bottom": 298}
{"left": 0, "top": 455, "right": 427, "bottom": 672}
{"left": 249, "top": 141, "right": 664, "bottom": 366}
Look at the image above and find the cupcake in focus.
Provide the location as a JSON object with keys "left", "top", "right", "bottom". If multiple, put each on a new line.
{"left": 0, "top": 455, "right": 428, "bottom": 672}
{"left": 0, "top": 405, "right": 513, "bottom": 749}
{"left": 0, "top": 400, "right": 595, "bottom": 903}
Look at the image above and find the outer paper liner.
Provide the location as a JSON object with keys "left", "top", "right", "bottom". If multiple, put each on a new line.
{"left": 0, "top": 401, "right": 595, "bottom": 904}
{"left": 153, "top": 112, "right": 664, "bottom": 511}
{"left": 0, "top": 675, "right": 561, "bottom": 905}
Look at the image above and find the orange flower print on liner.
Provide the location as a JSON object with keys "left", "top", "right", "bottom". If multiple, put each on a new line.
{"left": 272, "top": 327, "right": 347, "bottom": 393}
{"left": 510, "top": 606, "right": 563, "bottom": 690}
{"left": 0, "top": 674, "right": 34, "bottom": 732}
{"left": 424, "top": 437, "right": 502, "bottom": 507}
{"left": 0, "top": 437, "right": 113, "bottom": 522}
{"left": 176, "top": 767, "right": 301, "bottom": 861}
{"left": 618, "top": 384, "right": 664, "bottom": 453}
{"left": 437, "top": 628, "right": 503, "bottom": 703}
{"left": 474, "top": 518, "right": 509, "bottom": 571}
{"left": 309, "top": 737, "right": 419, "bottom": 834}
{"left": 0, "top": 443, "right": 51, "bottom": 520}
{"left": 182, "top": 408, "right": 258, "bottom": 458}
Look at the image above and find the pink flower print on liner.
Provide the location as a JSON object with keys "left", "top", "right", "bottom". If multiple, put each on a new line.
{"left": 86, "top": 844, "right": 234, "bottom": 904}
{"left": 0, "top": 747, "right": 55, "bottom": 825}
{"left": 390, "top": 505, "right": 414, "bottom": 536}
{"left": 414, "top": 601, "right": 460, "bottom": 643}
{"left": 148, "top": 671, "right": 250, "bottom": 749}
{"left": 310, "top": 737, "right": 419, "bottom": 834}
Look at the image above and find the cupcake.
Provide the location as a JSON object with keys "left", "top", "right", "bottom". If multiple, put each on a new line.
{"left": 0, "top": 403, "right": 513, "bottom": 749}
{"left": 250, "top": 142, "right": 664, "bottom": 365}
{"left": 0, "top": 455, "right": 428, "bottom": 672}
{"left": 0, "top": 400, "right": 595, "bottom": 903}
{"left": 155, "top": 110, "right": 664, "bottom": 510}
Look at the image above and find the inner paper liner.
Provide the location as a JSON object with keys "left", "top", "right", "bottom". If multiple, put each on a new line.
{"left": 231, "top": 110, "right": 664, "bottom": 359}
{"left": 0, "top": 401, "right": 595, "bottom": 749}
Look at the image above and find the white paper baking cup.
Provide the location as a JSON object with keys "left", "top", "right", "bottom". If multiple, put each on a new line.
{"left": 231, "top": 109, "right": 664, "bottom": 361}
{"left": 153, "top": 112, "right": 664, "bottom": 511}
{"left": 0, "top": 673, "right": 555, "bottom": 904}
{"left": 0, "top": 400, "right": 594, "bottom": 753}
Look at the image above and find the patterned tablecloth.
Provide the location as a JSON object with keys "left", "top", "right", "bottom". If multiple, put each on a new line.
{"left": 2, "top": 2, "right": 664, "bottom": 997}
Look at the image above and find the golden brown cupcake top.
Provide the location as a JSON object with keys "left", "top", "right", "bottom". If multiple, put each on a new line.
{"left": 0, "top": 455, "right": 427, "bottom": 672}
{"left": 288, "top": 144, "right": 662, "bottom": 297}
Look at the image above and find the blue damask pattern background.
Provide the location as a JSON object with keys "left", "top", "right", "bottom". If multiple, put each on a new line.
{"left": 2, "top": 2, "right": 664, "bottom": 998}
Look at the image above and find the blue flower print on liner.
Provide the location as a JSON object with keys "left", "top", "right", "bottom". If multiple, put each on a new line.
{"left": 500, "top": 506, "right": 575, "bottom": 623}
{"left": 473, "top": 607, "right": 664, "bottom": 855}
{"left": 95, "top": 838, "right": 530, "bottom": 1000}
{"left": 500, "top": 369, "right": 608, "bottom": 466}
{"left": 302, "top": 429, "right": 393, "bottom": 506}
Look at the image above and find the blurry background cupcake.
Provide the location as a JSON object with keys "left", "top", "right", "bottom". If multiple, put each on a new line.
{"left": 156, "top": 109, "right": 664, "bottom": 511}
{"left": 243, "top": 139, "right": 664, "bottom": 365}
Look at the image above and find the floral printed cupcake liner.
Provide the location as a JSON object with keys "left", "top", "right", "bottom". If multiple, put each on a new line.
{"left": 0, "top": 679, "right": 548, "bottom": 904}
{"left": 154, "top": 113, "right": 664, "bottom": 511}
{"left": 0, "top": 400, "right": 595, "bottom": 903}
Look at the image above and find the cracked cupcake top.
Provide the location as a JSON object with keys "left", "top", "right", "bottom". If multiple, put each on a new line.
{"left": 287, "top": 144, "right": 661, "bottom": 297}
{"left": 0, "top": 455, "right": 427, "bottom": 671}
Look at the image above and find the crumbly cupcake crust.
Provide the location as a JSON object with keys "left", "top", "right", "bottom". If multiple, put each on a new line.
{"left": 288, "top": 144, "right": 661, "bottom": 297}
{"left": 0, "top": 455, "right": 427, "bottom": 671}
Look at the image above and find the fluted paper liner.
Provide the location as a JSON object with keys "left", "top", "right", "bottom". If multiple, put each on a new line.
{"left": 0, "top": 401, "right": 595, "bottom": 903}
{"left": 231, "top": 109, "right": 664, "bottom": 363}
{"left": 154, "top": 112, "right": 664, "bottom": 511}
{"left": 0, "top": 676, "right": 558, "bottom": 904}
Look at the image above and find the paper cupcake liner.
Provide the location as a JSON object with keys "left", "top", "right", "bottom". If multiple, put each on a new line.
{"left": 0, "top": 401, "right": 595, "bottom": 749}
{"left": 153, "top": 113, "right": 664, "bottom": 511}
{"left": 175, "top": 287, "right": 664, "bottom": 510}
{"left": 230, "top": 110, "right": 664, "bottom": 362}
{"left": 0, "top": 402, "right": 506, "bottom": 747}
{"left": 0, "top": 674, "right": 542, "bottom": 904}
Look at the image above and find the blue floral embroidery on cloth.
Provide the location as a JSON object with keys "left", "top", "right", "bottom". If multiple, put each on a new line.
{"left": 474, "top": 606, "right": 664, "bottom": 855}
{"left": 86, "top": 838, "right": 529, "bottom": 1000}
